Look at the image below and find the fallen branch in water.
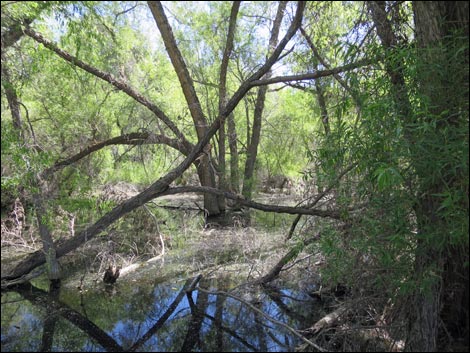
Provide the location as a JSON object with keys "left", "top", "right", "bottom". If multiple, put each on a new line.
{"left": 305, "top": 303, "right": 350, "bottom": 334}
{"left": 1, "top": 267, "right": 44, "bottom": 290}
{"left": 253, "top": 235, "right": 319, "bottom": 285}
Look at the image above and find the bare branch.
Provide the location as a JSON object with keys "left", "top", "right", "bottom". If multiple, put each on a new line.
{"left": 4, "top": 2, "right": 307, "bottom": 281}
{"left": 42, "top": 132, "right": 188, "bottom": 178}
{"left": 128, "top": 275, "right": 202, "bottom": 352}
{"left": 159, "top": 186, "right": 342, "bottom": 219}
{"left": 300, "top": 26, "right": 362, "bottom": 110}
{"left": 197, "top": 287, "right": 327, "bottom": 352}
{"left": 114, "top": 3, "right": 140, "bottom": 20}
{"left": 287, "top": 163, "right": 358, "bottom": 239}
{"left": 13, "top": 283, "right": 125, "bottom": 352}
{"left": 249, "top": 59, "right": 373, "bottom": 87}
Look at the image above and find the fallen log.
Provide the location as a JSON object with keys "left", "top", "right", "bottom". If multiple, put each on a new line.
{"left": 2, "top": 186, "right": 342, "bottom": 282}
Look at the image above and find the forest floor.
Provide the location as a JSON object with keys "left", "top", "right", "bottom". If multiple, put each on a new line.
{"left": 1, "top": 189, "right": 317, "bottom": 290}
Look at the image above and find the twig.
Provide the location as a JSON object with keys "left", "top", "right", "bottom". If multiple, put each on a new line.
{"left": 143, "top": 205, "right": 165, "bottom": 257}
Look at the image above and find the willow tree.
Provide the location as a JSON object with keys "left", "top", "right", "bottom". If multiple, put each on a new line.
{"left": 366, "top": 1, "right": 469, "bottom": 350}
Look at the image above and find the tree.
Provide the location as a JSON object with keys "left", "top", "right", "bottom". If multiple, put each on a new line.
{"left": 218, "top": 1, "right": 241, "bottom": 207}
{"left": 2, "top": 1, "right": 311, "bottom": 282}
{"left": 148, "top": 1, "right": 223, "bottom": 216}
{"left": 242, "top": 1, "right": 287, "bottom": 199}
{"left": 5, "top": 5, "right": 464, "bottom": 351}
{"left": 367, "top": 1, "right": 469, "bottom": 350}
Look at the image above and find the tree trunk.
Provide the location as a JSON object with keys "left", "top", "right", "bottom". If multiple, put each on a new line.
{"left": 2, "top": 28, "right": 61, "bottom": 282}
{"left": 227, "top": 111, "right": 240, "bottom": 193}
{"left": 33, "top": 188, "right": 61, "bottom": 281}
{"left": 3, "top": 1, "right": 306, "bottom": 282}
{"left": 369, "top": 1, "right": 469, "bottom": 350}
{"left": 16, "top": 283, "right": 124, "bottom": 352}
{"left": 242, "top": 1, "right": 287, "bottom": 199}
{"left": 195, "top": 156, "right": 221, "bottom": 216}
{"left": 300, "top": 26, "right": 363, "bottom": 116}
{"left": 218, "top": 2, "right": 241, "bottom": 210}
{"left": 149, "top": 1, "right": 220, "bottom": 216}
{"left": 314, "top": 72, "right": 330, "bottom": 135}
{"left": 1, "top": 63, "right": 24, "bottom": 139}
{"left": 408, "top": 2, "right": 469, "bottom": 350}
{"left": 181, "top": 278, "right": 210, "bottom": 351}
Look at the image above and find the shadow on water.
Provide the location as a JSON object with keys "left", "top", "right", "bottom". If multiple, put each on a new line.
{"left": 1, "top": 272, "right": 321, "bottom": 352}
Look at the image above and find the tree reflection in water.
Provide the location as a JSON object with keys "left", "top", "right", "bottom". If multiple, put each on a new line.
{"left": 1, "top": 274, "right": 319, "bottom": 352}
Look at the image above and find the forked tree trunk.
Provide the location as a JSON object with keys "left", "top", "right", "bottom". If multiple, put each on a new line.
{"left": 149, "top": 1, "right": 221, "bottom": 216}
{"left": 2, "top": 1, "right": 306, "bottom": 284}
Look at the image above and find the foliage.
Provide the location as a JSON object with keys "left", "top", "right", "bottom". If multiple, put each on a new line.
{"left": 1, "top": 1, "right": 468, "bottom": 350}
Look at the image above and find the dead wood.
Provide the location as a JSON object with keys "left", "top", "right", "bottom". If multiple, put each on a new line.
{"left": 253, "top": 236, "right": 318, "bottom": 285}
{"left": 306, "top": 304, "right": 350, "bottom": 334}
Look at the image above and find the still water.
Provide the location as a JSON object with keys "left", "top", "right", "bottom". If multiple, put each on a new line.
{"left": 1, "top": 273, "right": 319, "bottom": 351}
{"left": 2, "top": 203, "right": 321, "bottom": 352}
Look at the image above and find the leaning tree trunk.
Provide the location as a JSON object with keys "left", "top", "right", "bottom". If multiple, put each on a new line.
{"left": 2, "top": 28, "right": 61, "bottom": 282}
{"left": 149, "top": 1, "right": 221, "bottom": 216}
{"left": 2, "top": 0, "right": 306, "bottom": 284}
{"left": 33, "top": 188, "right": 61, "bottom": 281}
{"left": 217, "top": 2, "right": 241, "bottom": 211}
{"left": 1, "top": 62, "right": 24, "bottom": 139}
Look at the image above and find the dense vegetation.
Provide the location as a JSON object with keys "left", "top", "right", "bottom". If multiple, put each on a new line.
{"left": 1, "top": 1, "right": 468, "bottom": 351}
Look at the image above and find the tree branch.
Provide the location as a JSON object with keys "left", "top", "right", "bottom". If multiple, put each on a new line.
{"left": 249, "top": 59, "right": 372, "bottom": 87}
{"left": 4, "top": 2, "right": 307, "bottom": 282}
{"left": 197, "top": 287, "right": 327, "bottom": 351}
{"left": 1, "top": 17, "right": 33, "bottom": 50}
{"left": 148, "top": 1, "right": 208, "bottom": 140}
{"left": 128, "top": 275, "right": 202, "bottom": 352}
{"left": 13, "top": 283, "right": 125, "bottom": 352}
{"left": 42, "top": 132, "right": 188, "bottom": 178}
{"left": 22, "top": 26, "right": 192, "bottom": 154}
{"left": 287, "top": 163, "right": 358, "bottom": 239}
{"left": 300, "top": 26, "right": 363, "bottom": 111}
{"left": 159, "top": 186, "right": 342, "bottom": 219}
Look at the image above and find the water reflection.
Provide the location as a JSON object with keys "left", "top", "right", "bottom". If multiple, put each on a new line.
{"left": 1, "top": 273, "right": 319, "bottom": 352}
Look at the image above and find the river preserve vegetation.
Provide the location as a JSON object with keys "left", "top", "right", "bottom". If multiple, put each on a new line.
{"left": 1, "top": 1, "right": 468, "bottom": 352}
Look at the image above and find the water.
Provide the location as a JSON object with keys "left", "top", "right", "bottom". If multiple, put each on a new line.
{"left": 1, "top": 274, "right": 320, "bottom": 352}
{"left": 2, "top": 202, "right": 322, "bottom": 352}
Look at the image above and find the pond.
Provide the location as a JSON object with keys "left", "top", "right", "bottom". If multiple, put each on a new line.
{"left": 1, "top": 275, "right": 320, "bottom": 352}
{"left": 1, "top": 196, "right": 323, "bottom": 352}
